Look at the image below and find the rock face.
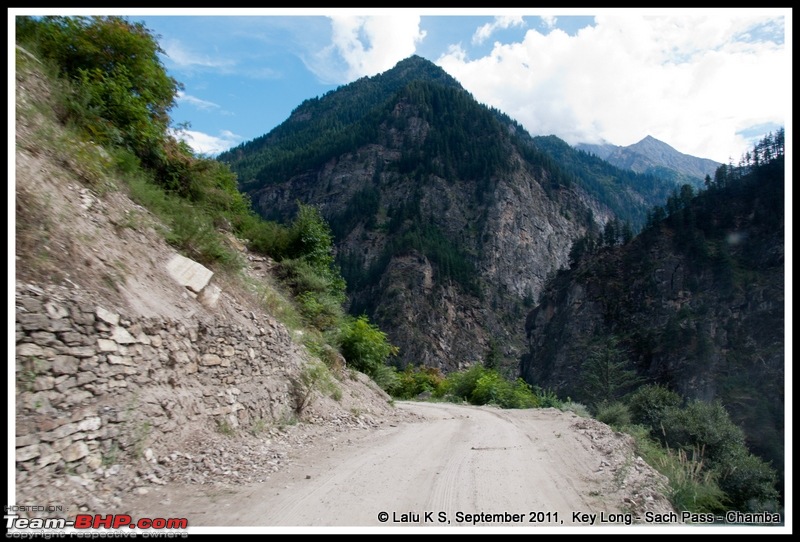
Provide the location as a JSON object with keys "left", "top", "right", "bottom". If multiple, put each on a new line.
{"left": 521, "top": 157, "right": 785, "bottom": 476}
{"left": 226, "top": 58, "right": 612, "bottom": 373}
{"left": 248, "top": 143, "right": 599, "bottom": 373}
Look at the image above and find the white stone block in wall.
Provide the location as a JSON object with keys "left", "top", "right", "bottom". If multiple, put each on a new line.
{"left": 96, "top": 307, "right": 120, "bottom": 326}
{"left": 110, "top": 326, "right": 136, "bottom": 344}
{"left": 166, "top": 254, "right": 214, "bottom": 294}
{"left": 16, "top": 444, "right": 40, "bottom": 462}
{"left": 97, "top": 339, "right": 118, "bottom": 352}
{"left": 62, "top": 441, "right": 89, "bottom": 462}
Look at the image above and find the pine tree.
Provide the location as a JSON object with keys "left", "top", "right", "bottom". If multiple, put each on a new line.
{"left": 580, "top": 335, "right": 642, "bottom": 408}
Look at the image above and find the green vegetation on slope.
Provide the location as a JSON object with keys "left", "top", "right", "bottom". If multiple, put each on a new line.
{"left": 15, "top": 15, "right": 399, "bottom": 395}
{"left": 525, "top": 132, "right": 785, "bottom": 516}
{"left": 383, "top": 364, "right": 561, "bottom": 410}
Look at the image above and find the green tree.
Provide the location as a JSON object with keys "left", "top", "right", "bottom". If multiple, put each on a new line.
{"left": 285, "top": 202, "right": 346, "bottom": 300}
{"left": 603, "top": 219, "right": 618, "bottom": 247}
{"left": 621, "top": 222, "right": 634, "bottom": 244}
{"left": 580, "top": 335, "right": 642, "bottom": 408}
{"left": 339, "top": 315, "right": 399, "bottom": 376}
{"left": 276, "top": 202, "right": 347, "bottom": 331}
{"left": 16, "top": 16, "right": 181, "bottom": 163}
{"left": 484, "top": 338, "right": 501, "bottom": 370}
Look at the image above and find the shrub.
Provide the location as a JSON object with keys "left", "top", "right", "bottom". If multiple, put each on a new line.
{"left": 235, "top": 212, "right": 291, "bottom": 257}
{"left": 441, "top": 366, "right": 540, "bottom": 409}
{"left": 371, "top": 364, "right": 401, "bottom": 394}
{"left": 560, "top": 401, "right": 591, "bottom": 418}
{"left": 440, "top": 364, "right": 485, "bottom": 402}
{"left": 595, "top": 401, "right": 632, "bottom": 429}
{"left": 535, "top": 387, "right": 564, "bottom": 409}
{"left": 627, "top": 384, "right": 682, "bottom": 434}
{"left": 626, "top": 425, "right": 727, "bottom": 514}
{"left": 296, "top": 291, "right": 345, "bottom": 332}
{"left": 278, "top": 258, "right": 337, "bottom": 296}
{"left": 290, "top": 360, "right": 341, "bottom": 415}
{"left": 714, "top": 446, "right": 779, "bottom": 512}
{"left": 338, "top": 315, "right": 399, "bottom": 377}
{"left": 471, "top": 370, "right": 506, "bottom": 405}
{"left": 660, "top": 400, "right": 746, "bottom": 464}
{"left": 389, "top": 365, "right": 445, "bottom": 399}
{"left": 660, "top": 399, "right": 780, "bottom": 512}
{"left": 502, "top": 378, "right": 541, "bottom": 409}
{"left": 656, "top": 447, "right": 728, "bottom": 514}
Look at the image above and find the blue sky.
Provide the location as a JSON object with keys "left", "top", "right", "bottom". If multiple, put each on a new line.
{"left": 10, "top": 8, "right": 791, "bottom": 164}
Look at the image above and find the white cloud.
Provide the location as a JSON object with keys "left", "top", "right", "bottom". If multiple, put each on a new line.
{"left": 472, "top": 15, "right": 526, "bottom": 45}
{"left": 161, "top": 39, "right": 235, "bottom": 71}
{"left": 437, "top": 11, "right": 788, "bottom": 163}
{"left": 540, "top": 16, "right": 557, "bottom": 31}
{"left": 176, "top": 91, "right": 220, "bottom": 111}
{"left": 171, "top": 128, "right": 241, "bottom": 156}
{"left": 307, "top": 15, "right": 427, "bottom": 84}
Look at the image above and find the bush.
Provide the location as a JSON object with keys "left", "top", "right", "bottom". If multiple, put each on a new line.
{"left": 440, "top": 366, "right": 539, "bottom": 409}
{"left": 389, "top": 365, "right": 445, "bottom": 399}
{"left": 560, "top": 401, "right": 591, "bottom": 418}
{"left": 338, "top": 315, "right": 399, "bottom": 377}
{"left": 470, "top": 370, "right": 506, "bottom": 405}
{"left": 660, "top": 400, "right": 746, "bottom": 465}
{"left": 371, "top": 364, "right": 401, "bottom": 394}
{"left": 627, "top": 384, "right": 682, "bottom": 434}
{"left": 236, "top": 212, "right": 291, "bottom": 257}
{"left": 535, "top": 387, "right": 563, "bottom": 409}
{"left": 626, "top": 425, "right": 727, "bottom": 514}
{"left": 295, "top": 291, "right": 345, "bottom": 332}
{"left": 657, "top": 447, "right": 728, "bottom": 514}
{"left": 660, "top": 399, "right": 780, "bottom": 512}
{"left": 290, "top": 360, "right": 341, "bottom": 415}
{"left": 714, "top": 446, "right": 779, "bottom": 512}
{"left": 278, "top": 258, "right": 338, "bottom": 296}
{"left": 502, "top": 378, "right": 541, "bottom": 409}
{"left": 595, "top": 401, "right": 631, "bottom": 429}
{"left": 440, "top": 364, "right": 485, "bottom": 402}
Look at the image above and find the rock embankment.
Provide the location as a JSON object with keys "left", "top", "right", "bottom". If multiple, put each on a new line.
{"left": 14, "top": 281, "right": 395, "bottom": 518}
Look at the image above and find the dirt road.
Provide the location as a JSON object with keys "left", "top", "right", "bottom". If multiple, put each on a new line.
{"left": 126, "top": 401, "right": 674, "bottom": 528}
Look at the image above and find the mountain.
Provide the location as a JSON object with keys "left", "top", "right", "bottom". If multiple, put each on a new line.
{"left": 522, "top": 143, "right": 785, "bottom": 503}
{"left": 220, "top": 55, "right": 684, "bottom": 374}
{"left": 577, "top": 135, "right": 722, "bottom": 188}
{"left": 529, "top": 135, "right": 693, "bottom": 230}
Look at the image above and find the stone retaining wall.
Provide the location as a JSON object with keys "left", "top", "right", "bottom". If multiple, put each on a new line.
{"left": 14, "top": 283, "right": 306, "bottom": 478}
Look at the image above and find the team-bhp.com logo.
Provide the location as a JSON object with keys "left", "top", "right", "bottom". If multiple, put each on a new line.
{"left": 6, "top": 513, "right": 188, "bottom": 537}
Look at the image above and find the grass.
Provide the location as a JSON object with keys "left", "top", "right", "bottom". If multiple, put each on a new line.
{"left": 559, "top": 401, "right": 592, "bottom": 418}
{"left": 290, "top": 359, "right": 343, "bottom": 415}
{"left": 17, "top": 356, "right": 49, "bottom": 392}
{"left": 102, "top": 441, "right": 120, "bottom": 467}
{"left": 249, "top": 418, "right": 267, "bottom": 437}
{"left": 215, "top": 418, "right": 236, "bottom": 437}
{"left": 625, "top": 424, "right": 726, "bottom": 514}
{"left": 132, "top": 420, "right": 152, "bottom": 459}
